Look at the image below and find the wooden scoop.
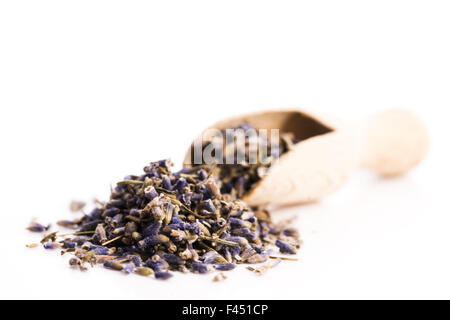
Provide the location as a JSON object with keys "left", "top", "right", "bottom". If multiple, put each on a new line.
{"left": 183, "top": 108, "right": 429, "bottom": 206}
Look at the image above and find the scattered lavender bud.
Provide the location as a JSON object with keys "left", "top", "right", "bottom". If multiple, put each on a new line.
{"left": 162, "top": 176, "right": 172, "bottom": 191}
{"left": 103, "top": 260, "right": 123, "bottom": 271}
{"left": 144, "top": 186, "right": 158, "bottom": 200}
{"left": 192, "top": 262, "right": 212, "bottom": 274}
{"left": 214, "top": 263, "right": 236, "bottom": 271}
{"left": 203, "top": 199, "right": 217, "bottom": 213}
{"left": 122, "top": 263, "right": 135, "bottom": 274}
{"left": 154, "top": 271, "right": 173, "bottom": 280}
{"left": 63, "top": 241, "right": 76, "bottom": 249}
{"left": 27, "top": 221, "right": 50, "bottom": 233}
{"left": 43, "top": 242, "right": 58, "bottom": 249}
{"left": 275, "top": 239, "right": 297, "bottom": 254}
{"left": 173, "top": 178, "right": 186, "bottom": 191}
{"left": 129, "top": 255, "right": 142, "bottom": 267}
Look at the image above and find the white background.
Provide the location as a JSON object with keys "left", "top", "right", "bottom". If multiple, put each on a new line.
{"left": 0, "top": 1, "right": 449, "bottom": 299}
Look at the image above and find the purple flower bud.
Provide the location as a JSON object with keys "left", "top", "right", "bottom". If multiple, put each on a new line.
{"left": 104, "top": 207, "right": 120, "bottom": 217}
{"left": 161, "top": 253, "right": 183, "bottom": 265}
{"left": 63, "top": 241, "right": 76, "bottom": 249}
{"left": 227, "top": 245, "right": 242, "bottom": 256}
{"left": 203, "top": 199, "right": 216, "bottom": 213}
{"left": 202, "top": 251, "right": 219, "bottom": 264}
{"left": 250, "top": 244, "right": 263, "bottom": 254}
{"left": 191, "top": 193, "right": 203, "bottom": 202}
{"left": 111, "top": 214, "right": 123, "bottom": 227}
{"left": 138, "top": 235, "right": 169, "bottom": 250}
{"left": 121, "top": 263, "right": 135, "bottom": 274}
{"left": 72, "top": 235, "right": 90, "bottom": 245}
{"left": 197, "top": 169, "right": 208, "bottom": 180}
{"left": 145, "top": 260, "right": 164, "bottom": 271}
{"left": 214, "top": 263, "right": 236, "bottom": 271}
{"left": 129, "top": 208, "right": 140, "bottom": 217}
{"left": 129, "top": 255, "right": 142, "bottom": 267}
{"left": 170, "top": 216, "right": 183, "bottom": 225}
{"left": 43, "top": 242, "right": 56, "bottom": 249}
{"left": 143, "top": 222, "right": 162, "bottom": 237}
{"left": 162, "top": 176, "right": 172, "bottom": 191}
{"left": 89, "top": 245, "right": 111, "bottom": 255}
{"left": 144, "top": 186, "right": 158, "bottom": 200}
{"left": 232, "top": 227, "right": 257, "bottom": 241}
{"left": 27, "top": 221, "right": 50, "bottom": 232}
{"left": 185, "top": 222, "right": 201, "bottom": 236}
{"left": 154, "top": 271, "right": 173, "bottom": 280}
{"left": 275, "top": 239, "right": 297, "bottom": 254}
{"left": 226, "top": 236, "right": 249, "bottom": 247}
{"left": 157, "top": 159, "right": 169, "bottom": 168}
{"left": 199, "top": 185, "right": 213, "bottom": 199}
{"left": 173, "top": 178, "right": 186, "bottom": 191}
{"left": 79, "top": 220, "right": 101, "bottom": 232}
{"left": 179, "top": 192, "right": 192, "bottom": 206}
{"left": 191, "top": 262, "right": 211, "bottom": 274}
{"left": 229, "top": 217, "right": 248, "bottom": 228}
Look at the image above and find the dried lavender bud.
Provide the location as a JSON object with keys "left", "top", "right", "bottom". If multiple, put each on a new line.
{"left": 173, "top": 178, "right": 186, "bottom": 192}
{"left": 63, "top": 241, "right": 76, "bottom": 249}
{"left": 191, "top": 262, "right": 212, "bottom": 274}
{"left": 103, "top": 208, "right": 120, "bottom": 217}
{"left": 154, "top": 271, "right": 173, "bottom": 280}
{"left": 138, "top": 234, "right": 169, "bottom": 250}
{"left": 198, "top": 169, "right": 208, "bottom": 181}
{"left": 79, "top": 220, "right": 101, "bottom": 232}
{"left": 143, "top": 222, "right": 162, "bottom": 237}
{"left": 89, "top": 245, "right": 112, "bottom": 255}
{"left": 203, "top": 199, "right": 217, "bottom": 213}
{"left": 129, "top": 255, "right": 142, "bottom": 267}
{"left": 214, "top": 263, "right": 235, "bottom": 271}
{"left": 145, "top": 261, "right": 165, "bottom": 272}
{"left": 162, "top": 176, "right": 172, "bottom": 191}
{"left": 43, "top": 242, "right": 59, "bottom": 249}
{"left": 121, "top": 263, "right": 135, "bottom": 274}
{"left": 103, "top": 260, "right": 123, "bottom": 271}
{"left": 144, "top": 186, "right": 158, "bottom": 200}
{"left": 161, "top": 253, "right": 184, "bottom": 266}
{"left": 275, "top": 239, "right": 297, "bottom": 254}
{"left": 27, "top": 221, "right": 50, "bottom": 232}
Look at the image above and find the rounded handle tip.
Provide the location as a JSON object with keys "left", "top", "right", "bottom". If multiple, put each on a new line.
{"left": 360, "top": 109, "right": 429, "bottom": 177}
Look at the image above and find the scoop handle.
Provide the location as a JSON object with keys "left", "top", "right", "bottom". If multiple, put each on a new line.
{"left": 358, "top": 109, "right": 429, "bottom": 177}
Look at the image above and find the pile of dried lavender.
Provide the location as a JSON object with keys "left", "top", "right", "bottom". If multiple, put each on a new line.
{"left": 28, "top": 124, "right": 300, "bottom": 280}
{"left": 198, "top": 123, "right": 299, "bottom": 198}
